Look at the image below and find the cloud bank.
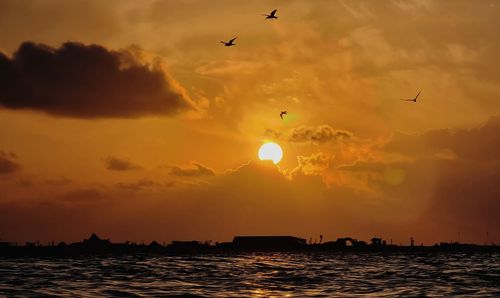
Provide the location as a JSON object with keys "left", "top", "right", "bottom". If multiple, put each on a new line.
{"left": 105, "top": 156, "right": 142, "bottom": 171}
{"left": 289, "top": 125, "right": 353, "bottom": 144}
{"left": 336, "top": 115, "right": 500, "bottom": 241}
{"left": 0, "top": 151, "right": 20, "bottom": 175}
{"left": 168, "top": 162, "right": 215, "bottom": 177}
{"left": 0, "top": 42, "right": 194, "bottom": 118}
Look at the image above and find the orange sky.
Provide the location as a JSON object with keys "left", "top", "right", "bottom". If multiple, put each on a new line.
{"left": 1, "top": 0, "right": 500, "bottom": 245}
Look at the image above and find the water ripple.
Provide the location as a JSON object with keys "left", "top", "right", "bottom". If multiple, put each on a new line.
{"left": 0, "top": 252, "right": 499, "bottom": 297}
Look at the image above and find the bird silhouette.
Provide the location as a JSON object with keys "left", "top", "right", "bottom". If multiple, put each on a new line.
{"left": 280, "top": 111, "right": 287, "bottom": 119}
{"left": 221, "top": 37, "right": 237, "bottom": 46}
{"left": 263, "top": 9, "right": 278, "bottom": 19}
{"left": 400, "top": 90, "right": 422, "bottom": 102}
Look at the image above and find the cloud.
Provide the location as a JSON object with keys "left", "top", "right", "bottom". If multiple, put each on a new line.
{"left": 263, "top": 128, "right": 282, "bottom": 140}
{"left": 434, "top": 148, "right": 457, "bottom": 161}
{"left": 45, "top": 177, "right": 72, "bottom": 186}
{"left": 385, "top": 115, "right": 500, "bottom": 161}
{"left": 16, "top": 179, "right": 33, "bottom": 187}
{"left": 116, "top": 179, "right": 174, "bottom": 192}
{"left": 105, "top": 156, "right": 142, "bottom": 171}
{"left": 290, "top": 152, "right": 332, "bottom": 177}
{"left": 263, "top": 125, "right": 354, "bottom": 145}
{"left": 0, "top": 150, "right": 20, "bottom": 175}
{"left": 335, "top": 115, "right": 500, "bottom": 241}
{"left": 62, "top": 188, "right": 105, "bottom": 202}
{"left": 0, "top": 41, "right": 195, "bottom": 118}
{"left": 168, "top": 162, "right": 215, "bottom": 177}
{"left": 196, "top": 60, "right": 263, "bottom": 77}
{"left": 288, "top": 125, "right": 353, "bottom": 143}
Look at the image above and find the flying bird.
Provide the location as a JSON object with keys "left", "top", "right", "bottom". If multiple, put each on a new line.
{"left": 400, "top": 90, "right": 422, "bottom": 102}
{"left": 221, "top": 37, "right": 237, "bottom": 46}
{"left": 280, "top": 111, "right": 287, "bottom": 119}
{"left": 263, "top": 9, "right": 278, "bottom": 19}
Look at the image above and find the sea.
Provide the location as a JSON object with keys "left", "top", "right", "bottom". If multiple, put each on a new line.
{"left": 1, "top": 252, "right": 499, "bottom": 297}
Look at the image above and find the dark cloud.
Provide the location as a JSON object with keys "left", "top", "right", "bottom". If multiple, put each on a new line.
{"left": 116, "top": 179, "right": 174, "bottom": 191}
{"left": 62, "top": 188, "right": 105, "bottom": 202}
{"left": 386, "top": 115, "right": 500, "bottom": 161}
{"left": 105, "top": 156, "right": 142, "bottom": 171}
{"left": 45, "top": 177, "right": 72, "bottom": 186}
{"left": 0, "top": 150, "right": 20, "bottom": 175}
{"left": 0, "top": 42, "right": 194, "bottom": 118}
{"left": 428, "top": 159, "right": 500, "bottom": 232}
{"left": 16, "top": 179, "right": 33, "bottom": 187}
{"left": 168, "top": 162, "right": 215, "bottom": 177}
{"left": 338, "top": 115, "right": 500, "bottom": 241}
{"left": 289, "top": 125, "right": 353, "bottom": 143}
{"left": 116, "top": 179, "right": 155, "bottom": 191}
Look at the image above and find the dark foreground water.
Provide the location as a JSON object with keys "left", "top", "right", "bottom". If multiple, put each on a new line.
{"left": 1, "top": 252, "right": 499, "bottom": 297}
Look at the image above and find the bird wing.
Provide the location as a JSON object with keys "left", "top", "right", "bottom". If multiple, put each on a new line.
{"left": 414, "top": 90, "right": 422, "bottom": 100}
{"left": 270, "top": 9, "right": 277, "bottom": 16}
{"left": 229, "top": 37, "right": 237, "bottom": 43}
{"left": 400, "top": 98, "right": 413, "bottom": 101}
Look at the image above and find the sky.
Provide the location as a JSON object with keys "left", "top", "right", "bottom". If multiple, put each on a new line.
{"left": 1, "top": 0, "right": 500, "bottom": 245}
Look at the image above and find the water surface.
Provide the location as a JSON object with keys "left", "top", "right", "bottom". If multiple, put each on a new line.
{"left": 1, "top": 252, "right": 499, "bottom": 297}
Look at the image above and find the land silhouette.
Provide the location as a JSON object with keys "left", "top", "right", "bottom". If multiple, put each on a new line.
{"left": 0, "top": 233, "right": 497, "bottom": 256}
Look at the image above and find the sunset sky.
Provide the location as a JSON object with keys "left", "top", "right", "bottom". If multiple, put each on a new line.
{"left": 1, "top": 0, "right": 499, "bottom": 245}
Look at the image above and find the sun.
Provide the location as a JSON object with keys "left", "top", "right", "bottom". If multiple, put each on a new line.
{"left": 258, "top": 142, "right": 283, "bottom": 164}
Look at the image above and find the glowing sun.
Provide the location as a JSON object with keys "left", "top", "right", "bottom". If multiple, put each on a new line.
{"left": 258, "top": 142, "right": 283, "bottom": 164}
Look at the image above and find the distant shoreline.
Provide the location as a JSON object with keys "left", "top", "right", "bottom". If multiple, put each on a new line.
{"left": 1, "top": 234, "right": 498, "bottom": 257}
